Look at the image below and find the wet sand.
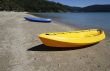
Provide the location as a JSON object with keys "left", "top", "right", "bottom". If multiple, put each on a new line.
{"left": 0, "top": 11, "right": 110, "bottom": 71}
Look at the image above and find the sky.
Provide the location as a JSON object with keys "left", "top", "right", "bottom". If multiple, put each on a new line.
{"left": 49, "top": 0, "right": 110, "bottom": 7}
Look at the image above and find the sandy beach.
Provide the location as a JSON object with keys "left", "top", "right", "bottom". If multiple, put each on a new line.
{"left": 0, "top": 11, "right": 110, "bottom": 71}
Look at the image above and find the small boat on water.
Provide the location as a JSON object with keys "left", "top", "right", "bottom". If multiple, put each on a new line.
{"left": 24, "top": 16, "right": 51, "bottom": 22}
{"left": 38, "top": 29, "right": 105, "bottom": 47}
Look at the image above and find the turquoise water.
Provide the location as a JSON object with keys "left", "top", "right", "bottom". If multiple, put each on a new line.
{"left": 34, "top": 13, "right": 110, "bottom": 37}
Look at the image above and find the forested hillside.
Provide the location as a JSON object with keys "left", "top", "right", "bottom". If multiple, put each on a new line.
{"left": 0, "top": 0, "right": 110, "bottom": 12}
{"left": 0, "top": 0, "right": 73, "bottom": 12}
{"left": 81, "top": 5, "right": 110, "bottom": 12}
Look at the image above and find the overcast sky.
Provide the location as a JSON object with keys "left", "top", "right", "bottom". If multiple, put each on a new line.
{"left": 49, "top": 0, "right": 110, "bottom": 7}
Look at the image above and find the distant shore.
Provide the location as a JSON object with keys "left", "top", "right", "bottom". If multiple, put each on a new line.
{"left": 0, "top": 11, "right": 110, "bottom": 71}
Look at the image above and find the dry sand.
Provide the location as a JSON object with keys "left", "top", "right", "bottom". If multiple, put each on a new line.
{"left": 0, "top": 11, "right": 110, "bottom": 71}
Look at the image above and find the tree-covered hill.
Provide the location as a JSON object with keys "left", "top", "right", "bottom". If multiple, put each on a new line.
{"left": 81, "top": 5, "right": 110, "bottom": 12}
{"left": 0, "top": 0, "right": 73, "bottom": 12}
{"left": 0, "top": 0, "right": 110, "bottom": 12}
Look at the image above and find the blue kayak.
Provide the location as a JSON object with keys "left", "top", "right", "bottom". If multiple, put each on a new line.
{"left": 24, "top": 16, "right": 51, "bottom": 22}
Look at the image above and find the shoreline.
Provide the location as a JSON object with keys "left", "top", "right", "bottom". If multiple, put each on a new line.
{"left": 37, "top": 13, "right": 110, "bottom": 40}
{"left": 0, "top": 11, "right": 110, "bottom": 71}
{"left": 27, "top": 12, "right": 80, "bottom": 31}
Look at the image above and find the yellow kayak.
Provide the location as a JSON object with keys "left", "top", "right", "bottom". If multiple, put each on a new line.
{"left": 38, "top": 29, "right": 105, "bottom": 47}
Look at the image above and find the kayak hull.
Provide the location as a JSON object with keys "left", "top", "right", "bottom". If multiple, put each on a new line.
{"left": 24, "top": 16, "right": 51, "bottom": 22}
{"left": 39, "top": 37, "right": 95, "bottom": 47}
{"left": 38, "top": 29, "right": 105, "bottom": 47}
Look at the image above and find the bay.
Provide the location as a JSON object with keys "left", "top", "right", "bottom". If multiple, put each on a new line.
{"left": 34, "top": 13, "right": 110, "bottom": 37}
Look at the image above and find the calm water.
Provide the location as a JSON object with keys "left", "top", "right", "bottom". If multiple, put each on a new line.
{"left": 34, "top": 13, "right": 110, "bottom": 37}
